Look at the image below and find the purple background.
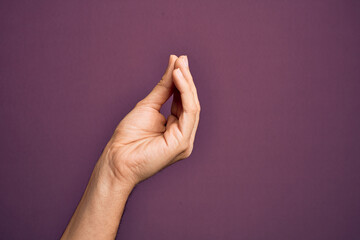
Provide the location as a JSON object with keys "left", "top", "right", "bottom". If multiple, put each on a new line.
{"left": 1, "top": 0, "right": 360, "bottom": 239}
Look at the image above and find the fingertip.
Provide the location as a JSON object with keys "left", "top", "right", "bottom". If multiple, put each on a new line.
{"left": 174, "top": 55, "right": 188, "bottom": 69}
{"left": 183, "top": 55, "right": 189, "bottom": 67}
{"left": 169, "top": 54, "right": 178, "bottom": 63}
{"left": 164, "top": 55, "right": 178, "bottom": 77}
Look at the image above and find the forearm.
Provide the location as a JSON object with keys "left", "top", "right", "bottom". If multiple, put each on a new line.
{"left": 61, "top": 151, "right": 134, "bottom": 240}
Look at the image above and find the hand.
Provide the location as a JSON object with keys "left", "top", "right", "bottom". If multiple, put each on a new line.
{"left": 61, "top": 55, "right": 199, "bottom": 239}
{"left": 103, "top": 55, "right": 200, "bottom": 187}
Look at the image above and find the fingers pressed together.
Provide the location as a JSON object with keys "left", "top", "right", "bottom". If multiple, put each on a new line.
{"left": 139, "top": 54, "right": 200, "bottom": 157}
{"left": 172, "top": 55, "right": 201, "bottom": 144}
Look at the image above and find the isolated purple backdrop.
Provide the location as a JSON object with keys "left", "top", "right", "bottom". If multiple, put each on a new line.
{"left": 1, "top": 0, "right": 359, "bottom": 239}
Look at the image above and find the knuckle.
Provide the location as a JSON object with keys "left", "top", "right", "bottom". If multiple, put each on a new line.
{"left": 187, "top": 141, "right": 193, "bottom": 150}
{"left": 178, "top": 138, "right": 191, "bottom": 152}
{"left": 136, "top": 99, "right": 150, "bottom": 108}
{"left": 158, "top": 78, "right": 165, "bottom": 87}
{"left": 136, "top": 100, "right": 144, "bottom": 107}
{"left": 179, "top": 140, "right": 189, "bottom": 152}
{"left": 156, "top": 80, "right": 170, "bottom": 91}
{"left": 183, "top": 146, "right": 193, "bottom": 158}
{"left": 161, "top": 73, "right": 166, "bottom": 80}
{"left": 185, "top": 103, "right": 198, "bottom": 114}
{"left": 193, "top": 91, "right": 200, "bottom": 112}
{"left": 185, "top": 83, "right": 192, "bottom": 92}
{"left": 183, "top": 152, "right": 190, "bottom": 158}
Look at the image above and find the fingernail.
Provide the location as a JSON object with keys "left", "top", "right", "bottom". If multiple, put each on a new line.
{"left": 175, "top": 68, "right": 183, "bottom": 78}
{"left": 183, "top": 55, "right": 189, "bottom": 67}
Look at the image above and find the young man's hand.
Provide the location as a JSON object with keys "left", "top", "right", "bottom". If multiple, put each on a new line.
{"left": 103, "top": 55, "right": 201, "bottom": 188}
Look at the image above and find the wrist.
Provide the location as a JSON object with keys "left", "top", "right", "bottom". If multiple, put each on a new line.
{"left": 94, "top": 149, "right": 135, "bottom": 195}
{"left": 62, "top": 148, "right": 134, "bottom": 240}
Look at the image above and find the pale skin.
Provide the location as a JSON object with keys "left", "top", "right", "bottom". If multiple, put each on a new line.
{"left": 61, "top": 55, "right": 200, "bottom": 239}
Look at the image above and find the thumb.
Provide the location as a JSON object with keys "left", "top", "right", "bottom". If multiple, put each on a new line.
{"left": 137, "top": 55, "right": 178, "bottom": 111}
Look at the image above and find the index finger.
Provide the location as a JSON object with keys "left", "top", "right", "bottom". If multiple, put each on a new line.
{"left": 172, "top": 68, "right": 199, "bottom": 139}
{"left": 174, "top": 56, "right": 200, "bottom": 111}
